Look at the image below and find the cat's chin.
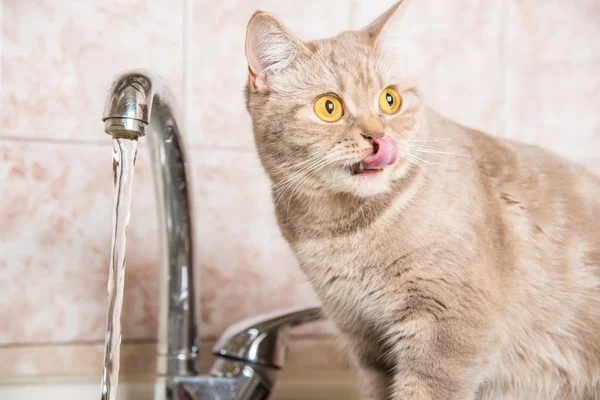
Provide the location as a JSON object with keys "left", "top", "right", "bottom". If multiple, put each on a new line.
{"left": 341, "top": 157, "right": 413, "bottom": 198}
{"left": 342, "top": 165, "right": 394, "bottom": 197}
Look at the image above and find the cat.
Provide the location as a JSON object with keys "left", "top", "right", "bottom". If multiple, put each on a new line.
{"left": 243, "top": 1, "right": 600, "bottom": 399}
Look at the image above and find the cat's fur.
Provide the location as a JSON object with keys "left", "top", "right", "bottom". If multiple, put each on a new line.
{"left": 243, "top": 1, "right": 600, "bottom": 399}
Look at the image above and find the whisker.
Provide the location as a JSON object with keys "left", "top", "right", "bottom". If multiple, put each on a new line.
{"left": 273, "top": 153, "right": 342, "bottom": 206}
{"left": 271, "top": 152, "right": 332, "bottom": 189}
{"left": 399, "top": 153, "right": 437, "bottom": 176}
{"left": 408, "top": 146, "right": 467, "bottom": 157}
{"left": 268, "top": 148, "right": 330, "bottom": 175}
{"left": 284, "top": 166, "right": 325, "bottom": 217}
{"left": 408, "top": 132, "right": 462, "bottom": 143}
{"left": 275, "top": 151, "right": 360, "bottom": 212}
{"left": 405, "top": 147, "right": 485, "bottom": 169}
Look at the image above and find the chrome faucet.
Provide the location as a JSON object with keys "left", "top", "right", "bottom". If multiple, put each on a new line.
{"left": 102, "top": 69, "right": 323, "bottom": 400}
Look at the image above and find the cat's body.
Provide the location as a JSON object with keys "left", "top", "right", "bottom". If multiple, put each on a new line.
{"left": 244, "top": 1, "right": 600, "bottom": 399}
{"left": 288, "top": 109, "right": 600, "bottom": 399}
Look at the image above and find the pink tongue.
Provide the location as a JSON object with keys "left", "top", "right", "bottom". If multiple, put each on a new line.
{"left": 361, "top": 135, "right": 399, "bottom": 169}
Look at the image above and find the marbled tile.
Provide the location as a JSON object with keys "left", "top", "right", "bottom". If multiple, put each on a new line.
{"left": 0, "top": 141, "right": 160, "bottom": 344}
{"left": 0, "top": 141, "right": 334, "bottom": 344}
{"left": 186, "top": 0, "right": 352, "bottom": 149}
{"left": 190, "top": 148, "right": 336, "bottom": 337}
{"left": 504, "top": 0, "right": 600, "bottom": 174}
{"left": 352, "top": 0, "right": 502, "bottom": 136}
{"left": 1, "top": 0, "right": 183, "bottom": 141}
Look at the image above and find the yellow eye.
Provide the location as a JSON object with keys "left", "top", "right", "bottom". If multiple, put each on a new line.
{"left": 314, "top": 95, "right": 343, "bottom": 122}
{"left": 378, "top": 87, "right": 402, "bottom": 114}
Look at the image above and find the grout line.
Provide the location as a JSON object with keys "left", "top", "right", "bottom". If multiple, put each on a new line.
{"left": 0, "top": 334, "right": 338, "bottom": 349}
{"left": 348, "top": 0, "right": 358, "bottom": 29}
{"left": 0, "top": 135, "right": 258, "bottom": 153}
{"left": 188, "top": 144, "right": 255, "bottom": 153}
{"left": 1, "top": 376, "right": 157, "bottom": 385}
{"left": 0, "top": 1, "right": 4, "bottom": 104}
{"left": 497, "top": 0, "right": 509, "bottom": 137}
{"left": 0, "top": 338, "right": 156, "bottom": 349}
{"left": 0, "top": 136, "right": 112, "bottom": 147}
{"left": 182, "top": 0, "right": 191, "bottom": 135}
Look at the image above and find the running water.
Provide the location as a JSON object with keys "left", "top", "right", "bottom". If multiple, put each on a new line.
{"left": 101, "top": 138, "right": 139, "bottom": 400}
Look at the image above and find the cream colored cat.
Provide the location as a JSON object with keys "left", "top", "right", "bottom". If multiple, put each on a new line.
{"left": 243, "top": 1, "right": 600, "bottom": 399}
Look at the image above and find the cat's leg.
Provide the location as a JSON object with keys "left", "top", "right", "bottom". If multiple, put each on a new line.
{"left": 356, "top": 366, "right": 390, "bottom": 400}
{"left": 343, "top": 335, "right": 391, "bottom": 400}
{"left": 390, "top": 354, "right": 485, "bottom": 400}
{"left": 387, "top": 318, "right": 496, "bottom": 400}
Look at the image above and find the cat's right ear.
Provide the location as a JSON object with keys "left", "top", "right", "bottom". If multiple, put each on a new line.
{"left": 245, "top": 11, "right": 309, "bottom": 93}
{"left": 362, "top": 0, "right": 411, "bottom": 56}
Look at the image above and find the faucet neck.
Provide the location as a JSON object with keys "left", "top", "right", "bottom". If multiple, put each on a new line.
{"left": 103, "top": 70, "right": 199, "bottom": 379}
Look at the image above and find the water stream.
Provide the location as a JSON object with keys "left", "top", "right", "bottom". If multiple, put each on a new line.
{"left": 101, "top": 138, "right": 139, "bottom": 400}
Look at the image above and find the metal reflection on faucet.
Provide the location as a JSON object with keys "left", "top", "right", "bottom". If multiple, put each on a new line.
{"left": 102, "top": 69, "right": 324, "bottom": 400}
{"left": 103, "top": 69, "right": 198, "bottom": 381}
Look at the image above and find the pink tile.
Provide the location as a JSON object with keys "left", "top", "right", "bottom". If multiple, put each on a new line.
{"left": 0, "top": 141, "right": 160, "bottom": 343}
{"left": 1, "top": 0, "right": 183, "bottom": 141}
{"left": 0, "top": 140, "right": 334, "bottom": 345}
{"left": 186, "top": 0, "right": 352, "bottom": 149}
{"left": 352, "top": 0, "right": 502, "bottom": 136}
{"left": 504, "top": 1, "right": 600, "bottom": 174}
{"left": 190, "top": 148, "right": 335, "bottom": 337}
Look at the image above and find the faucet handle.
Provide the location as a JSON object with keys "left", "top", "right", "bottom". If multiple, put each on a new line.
{"left": 212, "top": 306, "right": 322, "bottom": 370}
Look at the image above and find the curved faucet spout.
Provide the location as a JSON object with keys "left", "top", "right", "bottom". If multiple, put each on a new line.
{"left": 102, "top": 70, "right": 199, "bottom": 382}
{"left": 102, "top": 69, "right": 328, "bottom": 400}
{"left": 103, "top": 69, "right": 176, "bottom": 139}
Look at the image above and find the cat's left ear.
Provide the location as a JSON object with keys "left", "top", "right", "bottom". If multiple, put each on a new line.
{"left": 245, "top": 11, "right": 311, "bottom": 93}
{"left": 362, "top": 0, "right": 411, "bottom": 54}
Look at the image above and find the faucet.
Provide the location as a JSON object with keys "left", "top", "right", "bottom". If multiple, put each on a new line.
{"left": 102, "top": 69, "right": 323, "bottom": 400}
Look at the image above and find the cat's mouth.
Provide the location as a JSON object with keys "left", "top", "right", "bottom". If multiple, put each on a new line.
{"left": 350, "top": 135, "right": 399, "bottom": 175}
{"left": 350, "top": 162, "right": 383, "bottom": 175}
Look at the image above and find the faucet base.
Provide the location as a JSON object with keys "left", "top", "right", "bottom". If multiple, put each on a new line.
{"left": 157, "top": 358, "right": 274, "bottom": 400}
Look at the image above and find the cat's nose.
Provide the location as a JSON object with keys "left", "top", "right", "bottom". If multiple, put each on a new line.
{"left": 362, "top": 130, "right": 385, "bottom": 140}
{"left": 357, "top": 116, "right": 385, "bottom": 139}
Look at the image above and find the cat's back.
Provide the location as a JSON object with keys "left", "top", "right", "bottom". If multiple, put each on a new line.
{"left": 464, "top": 118, "right": 600, "bottom": 247}
{"left": 441, "top": 113, "right": 600, "bottom": 397}
{"left": 427, "top": 109, "right": 600, "bottom": 242}
{"left": 436, "top": 110, "right": 600, "bottom": 294}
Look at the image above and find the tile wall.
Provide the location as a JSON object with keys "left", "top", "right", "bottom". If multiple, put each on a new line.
{"left": 1, "top": 0, "right": 598, "bottom": 379}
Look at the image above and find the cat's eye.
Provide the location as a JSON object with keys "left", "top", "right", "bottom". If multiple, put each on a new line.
{"left": 379, "top": 87, "right": 402, "bottom": 115}
{"left": 314, "top": 95, "right": 343, "bottom": 122}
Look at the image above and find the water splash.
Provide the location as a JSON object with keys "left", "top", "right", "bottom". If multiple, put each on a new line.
{"left": 101, "top": 138, "right": 139, "bottom": 400}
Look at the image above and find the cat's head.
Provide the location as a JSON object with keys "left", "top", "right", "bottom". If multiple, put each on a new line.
{"left": 245, "top": 1, "right": 423, "bottom": 199}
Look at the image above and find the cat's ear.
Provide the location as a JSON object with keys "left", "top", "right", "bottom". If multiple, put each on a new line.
{"left": 362, "top": 0, "right": 410, "bottom": 53}
{"left": 245, "top": 11, "right": 310, "bottom": 92}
